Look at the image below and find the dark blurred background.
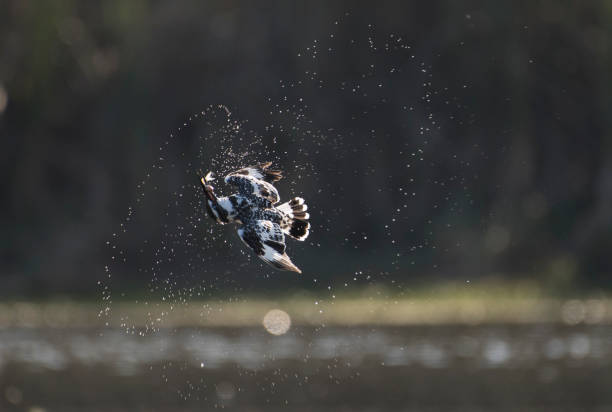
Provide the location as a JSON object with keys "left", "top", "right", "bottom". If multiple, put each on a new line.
{"left": 1, "top": 0, "right": 611, "bottom": 297}
{"left": 3, "top": 2, "right": 612, "bottom": 411}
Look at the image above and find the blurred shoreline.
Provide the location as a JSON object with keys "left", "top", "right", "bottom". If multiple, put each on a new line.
{"left": 1, "top": 296, "right": 609, "bottom": 329}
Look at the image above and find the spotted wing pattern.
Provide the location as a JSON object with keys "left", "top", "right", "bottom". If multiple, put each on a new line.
{"left": 237, "top": 220, "right": 301, "bottom": 273}
{"left": 225, "top": 171, "right": 280, "bottom": 204}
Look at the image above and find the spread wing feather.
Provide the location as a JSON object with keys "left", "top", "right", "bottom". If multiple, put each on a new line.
{"left": 237, "top": 220, "right": 301, "bottom": 273}
{"left": 228, "top": 162, "right": 282, "bottom": 183}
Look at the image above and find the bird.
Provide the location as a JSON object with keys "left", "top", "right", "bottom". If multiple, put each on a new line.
{"left": 200, "top": 162, "right": 310, "bottom": 273}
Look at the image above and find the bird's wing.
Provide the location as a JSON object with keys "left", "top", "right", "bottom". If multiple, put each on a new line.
{"left": 224, "top": 173, "right": 280, "bottom": 204}
{"left": 227, "top": 162, "right": 283, "bottom": 183}
{"left": 237, "top": 220, "right": 301, "bottom": 273}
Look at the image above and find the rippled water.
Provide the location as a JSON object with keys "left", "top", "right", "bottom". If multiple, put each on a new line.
{"left": 1, "top": 325, "right": 611, "bottom": 411}
{"left": 1, "top": 325, "right": 611, "bottom": 372}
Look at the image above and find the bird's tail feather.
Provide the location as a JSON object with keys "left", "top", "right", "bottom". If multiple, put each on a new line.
{"left": 278, "top": 197, "right": 310, "bottom": 241}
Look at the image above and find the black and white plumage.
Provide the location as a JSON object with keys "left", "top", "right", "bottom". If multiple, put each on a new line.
{"left": 200, "top": 162, "right": 310, "bottom": 273}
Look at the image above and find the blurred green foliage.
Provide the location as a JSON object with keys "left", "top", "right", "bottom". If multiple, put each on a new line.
{"left": 1, "top": 1, "right": 611, "bottom": 297}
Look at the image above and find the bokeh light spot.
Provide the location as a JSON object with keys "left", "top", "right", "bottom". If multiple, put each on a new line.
{"left": 262, "top": 309, "right": 291, "bottom": 335}
{"left": 484, "top": 225, "right": 511, "bottom": 254}
{"left": 561, "top": 299, "right": 586, "bottom": 325}
{"left": 5, "top": 386, "right": 22, "bottom": 405}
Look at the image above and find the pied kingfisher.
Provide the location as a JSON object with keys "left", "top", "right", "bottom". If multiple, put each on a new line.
{"left": 200, "top": 162, "right": 310, "bottom": 273}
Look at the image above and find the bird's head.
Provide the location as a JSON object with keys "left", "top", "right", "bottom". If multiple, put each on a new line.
{"left": 200, "top": 172, "right": 216, "bottom": 201}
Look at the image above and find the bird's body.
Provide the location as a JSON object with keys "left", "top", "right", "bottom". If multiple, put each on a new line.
{"left": 201, "top": 163, "right": 310, "bottom": 273}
